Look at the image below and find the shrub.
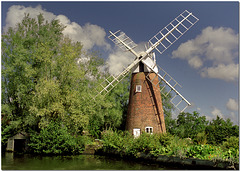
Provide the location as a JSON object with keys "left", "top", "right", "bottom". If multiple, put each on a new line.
{"left": 28, "top": 121, "right": 85, "bottom": 155}
{"left": 221, "top": 136, "right": 239, "bottom": 150}
{"left": 100, "top": 131, "right": 239, "bottom": 163}
{"left": 195, "top": 132, "right": 207, "bottom": 145}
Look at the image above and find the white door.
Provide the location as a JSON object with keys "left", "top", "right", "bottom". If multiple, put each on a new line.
{"left": 133, "top": 128, "right": 141, "bottom": 138}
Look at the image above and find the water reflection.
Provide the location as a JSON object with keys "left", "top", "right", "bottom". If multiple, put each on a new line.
{"left": 2, "top": 152, "right": 176, "bottom": 170}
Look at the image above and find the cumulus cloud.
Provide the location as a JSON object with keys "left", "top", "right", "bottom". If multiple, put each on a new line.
{"left": 172, "top": 40, "right": 203, "bottom": 69}
{"left": 229, "top": 112, "right": 238, "bottom": 125}
{"left": 226, "top": 98, "right": 238, "bottom": 111}
{"left": 211, "top": 107, "right": 224, "bottom": 118}
{"left": 206, "top": 108, "right": 238, "bottom": 125}
{"left": 201, "top": 63, "right": 238, "bottom": 82}
{"left": 106, "top": 41, "right": 147, "bottom": 75}
{"left": 4, "top": 5, "right": 151, "bottom": 75}
{"left": 188, "top": 56, "right": 203, "bottom": 69}
{"left": 4, "top": 5, "right": 55, "bottom": 32}
{"left": 106, "top": 48, "right": 135, "bottom": 75}
{"left": 4, "top": 5, "right": 110, "bottom": 51}
{"left": 172, "top": 26, "right": 238, "bottom": 82}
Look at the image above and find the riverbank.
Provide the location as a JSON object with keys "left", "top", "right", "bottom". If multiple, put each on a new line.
{"left": 96, "top": 148, "right": 239, "bottom": 170}
{"left": 98, "top": 130, "right": 239, "bottom": 169}
{"left": 82, "top": 139, "right": 239, "bottom": 170}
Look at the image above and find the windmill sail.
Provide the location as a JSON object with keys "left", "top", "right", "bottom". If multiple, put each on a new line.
{"left": 142, "top": 57, "right": 190, "bottom": 112}
{"left": 92, "top": 10, "right": 199, "bottom": 112}
{"left": 146, "top": 10, "right": 199, "bottom": 55}
{"left": 108, "top": 30, "right": 138, "bottom": 57}
{"left": 92, "top": 31, "right": 140, "bottom": 99}
{"left": 92, "top": 66, "right": 131, "bottom": 99}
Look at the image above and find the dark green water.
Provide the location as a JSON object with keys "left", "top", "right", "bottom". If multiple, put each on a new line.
{"left": 2, "top": 152, "right": 177, "bottom": 170}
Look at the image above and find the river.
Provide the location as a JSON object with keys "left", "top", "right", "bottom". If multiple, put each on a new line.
{"left": 2, "top": 152, "right": 179, "bottom": 170}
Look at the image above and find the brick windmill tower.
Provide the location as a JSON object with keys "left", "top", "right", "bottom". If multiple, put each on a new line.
{"left": 93, "top": 10, "right": 199, "bottom": 137}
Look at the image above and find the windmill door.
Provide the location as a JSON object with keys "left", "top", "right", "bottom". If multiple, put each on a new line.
{"left": 133, "top": 128, "right": 141, "bottom": 138}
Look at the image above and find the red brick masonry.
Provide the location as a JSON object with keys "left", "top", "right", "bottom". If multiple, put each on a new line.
{"left": 126, "top": 72, "right": 166, "bottom": 134}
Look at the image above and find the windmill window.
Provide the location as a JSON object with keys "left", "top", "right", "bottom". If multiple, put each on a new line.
{"left": 136, "top": 85, "right": 142, "bottom": 92}
{"left": 145, "top": 127, "right": 153, "bottom": 134}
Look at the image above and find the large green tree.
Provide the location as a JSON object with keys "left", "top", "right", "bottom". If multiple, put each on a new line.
{"left": 1, "top": 14, "right": 91, "bottom": 135}
{"left": 1, "top": 13, "right": 131, "bottom": 146}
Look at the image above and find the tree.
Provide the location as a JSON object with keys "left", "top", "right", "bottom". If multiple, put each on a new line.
{"left": 2, "top": 13, "right": 130, "bottom": 144}
{"left": 2, "top": 14, "right": 66, "bottom": 140}
{"left": 87, "top": 73, "right": 130, "bottom": 138}
{"left": 160, "top": 86, "right": 174, "bottom": 132}
{"left": 205, "top": 116, "right": 239, "bottom": 145}
{"left": 2, "top": 14, "right": 91, "bottom": 138}
{"left": 168, "top": 111, "right": 209, "bottom": 139}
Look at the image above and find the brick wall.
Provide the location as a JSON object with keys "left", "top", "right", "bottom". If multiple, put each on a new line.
{"left": 126, "top": 72, "right": 166, "bottom": 135}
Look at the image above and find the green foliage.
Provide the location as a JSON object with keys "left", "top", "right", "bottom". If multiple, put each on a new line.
{"left": 186, "top": 144, "right": 215, "bottom": 159}
{"left": 2, "top": 13, "right": 129, "bottom": 144}
{"left": 101, "top": 130, "right": 239, "bottom": 163}
{"left": 87, "top": 74, "right": 130, "bottom": 138}
{"left": 221, "top": 136, "right": 239, "bottom": 150}
{"left": 166, "top": 112, "right": 239, "bottom": 147}
{"left": 28, "top": 121, "right": 85, "bottom": 155}
{"left": 195, "top": 132, "right": 207, "bottom": 145}
{"left": 160, "top": 84, "right": 174, "bottom": 131}
{"left": 205, "top": 116, "right": 239, "bottom": 145}
{"left": 166, "top": 137, "right": 192, "bottom": 158}
{"left": 102, "top": 130, "right": 175, "bottom": 157}
{"left": 168, "top": 111, "right": 209, "bottom": 140}
{"left": 2, "top": 12, "right": 238, "bottom": 160}
{"left": 2, "top": 13, "right": 66, "bottom": 131}
{"left": 1, "top": 124, "right": 18, "bottom": 147}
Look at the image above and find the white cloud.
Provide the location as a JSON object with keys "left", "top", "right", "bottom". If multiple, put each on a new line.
{"left": 229, "top": 112, "right": 238, "bottom": 125}
{"left": 4, "top": 5, "right": 140, "bottom": 76}
{"left": 205, "top": 115, "right": 211, "bottom": 121}
{"left": 4, "top": 5, "right": 56, "bottom": 32}
{"left": 201, "top": 63, "right": 238, "bottom": 82}
{"left": 172, "top": 26, "right": 238, "bottom": 82}
{"left": 211, "top": 107, "right": 224, "bottom": 118}
{"left": 200, "top": 27, "right": 238, "bottom": 65}
{"left": 106, "top": 41, "right": 149, "bottom": 75}
{"left": 206, "top": 109, "right": 238, "bottom": 125}
{"left": 4, "top": 5, "right": 110, "bottom": 51}
{"left": 172, "top": 40, "right": 203, "bottom": 69}
{"left": 61, "top": 20, "right": 110, "bottom": 50}
{"left": 188, "top": 56, "right": 203, "bottom": 69}
{"left": 106, "top": 48, "right": 135, "bottom": 75}
{"left": 3, "top": 5, "right": 157, "bottom": 76}
{"left": 226, "top": 98, "right": 238, "bottom": 111}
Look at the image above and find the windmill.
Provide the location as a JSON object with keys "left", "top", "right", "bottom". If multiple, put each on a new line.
{"left": 92, "top": 10, "right": 199, "bottom": 137}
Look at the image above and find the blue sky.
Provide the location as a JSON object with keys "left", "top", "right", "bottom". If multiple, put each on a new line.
{"left": 1, "top": 1, "right": 239, "bottom": 125}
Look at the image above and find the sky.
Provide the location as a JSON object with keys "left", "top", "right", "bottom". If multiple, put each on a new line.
{"left": 1, "top": 1, "right": 239, "bottom": 125}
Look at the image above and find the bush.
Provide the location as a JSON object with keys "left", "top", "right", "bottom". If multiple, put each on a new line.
{"left": 221, "top": 136, "right": 239, "bottom": 150}
{"left": 101, "top": 130, "right": 173, "bottom": 157}
{"left": 101, "top": 129, "right": 133, "bottom": 154}
{"left": 195, "top": 132, "right": 207, "bottom": 145}
{"left": 100, "top": 131, "right": 239, "bottom": 163}
{"left": 28, "top": 121, "right": 85, "bottom": 155}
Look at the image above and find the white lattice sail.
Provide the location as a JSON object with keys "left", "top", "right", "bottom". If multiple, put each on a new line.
{"left": 92, "top": 10, "right": 199, "bottom": 113}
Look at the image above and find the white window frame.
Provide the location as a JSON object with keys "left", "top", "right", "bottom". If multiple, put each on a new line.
{"left": 135, "top": 85, "right": 142, "bottom": 92}
{"left": 145, "top": 127, "right": 153, "bottom": 134}
{"left": 133, "top": 128, "right": 141, "bottom": 138}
